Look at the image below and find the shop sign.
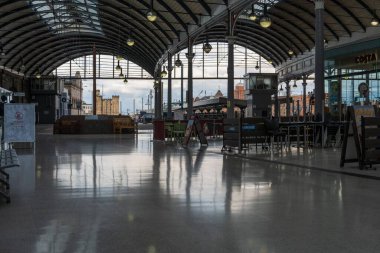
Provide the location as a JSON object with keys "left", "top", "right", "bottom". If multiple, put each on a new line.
{"left": 354, "top": 53, "right": 377, "bottom": 64}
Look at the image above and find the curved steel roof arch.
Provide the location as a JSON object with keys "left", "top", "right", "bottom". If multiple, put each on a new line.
{"left": 2, "top": 0, "right": 380, "bottom": 78}
{"left": 3, "top": 12, "right": 164, "bottom": 69}
{"left": 25, "top": 38, "right": 155, "bottom": 76}
{"left": 50, "top": 52, "right": 153, "bottom": 78}
{"left": 40, "top": 46, "right": 155, "bottom": 77}
{"left": 197, "top": 29, "right": 287, "bottom": 63}
{"left": 203, "top": 36, "right": 283, "bottom": 66}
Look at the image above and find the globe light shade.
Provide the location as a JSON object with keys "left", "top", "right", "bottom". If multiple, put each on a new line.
{"left": 127, "top": 38, "right": 135, "bottom": 46}
{"left": 371, "top": 17, "right": 379, "bottom": 26}
{"left": 175, "top": 59, "right": 182, "bottom": 67}
{"left": 288, "top": 49, "right": 294, "bottom": 55}
{"left": 36, "top": 73, "right": 41, "bottom": 79}
{"left": 248, "top": 12, "right": 257, "bottom": 21}
{"left": 259, "top": 15, "right": 272, "bottom": 28}
{"left": 160, "top": 70, "right": 167, "bottom": 78}
{"left": 203, "top": 42, "right": 212, "bottom": 53}
{"left": 147, "top": 10, "right": 157, "bottom": 22}
{"left": 116, "top": 55, "right": 123, "bottom": 60}
{"left": 268, "top": 59, "right": 273, "bottom": 64}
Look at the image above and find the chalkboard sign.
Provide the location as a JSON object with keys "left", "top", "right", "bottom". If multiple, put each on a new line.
{"left": 182, "top": 119, "right": 194, "bottom": 146}
{"left": 182, "top": 117, "right": 208, "bottom": 147}
{"left": 340, "top": 105, "right": 376, "bottom": 167}
{"left": 194, "top": 119, "right": 208, "bottom": 146}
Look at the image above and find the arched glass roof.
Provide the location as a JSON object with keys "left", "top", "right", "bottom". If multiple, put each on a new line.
{"left": 0, "top": 0, "right": 378, "bottom": 78}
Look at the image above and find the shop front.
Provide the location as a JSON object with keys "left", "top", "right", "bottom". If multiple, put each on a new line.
{"left": 325, "top": 38, "right": 380, "bottom": 120}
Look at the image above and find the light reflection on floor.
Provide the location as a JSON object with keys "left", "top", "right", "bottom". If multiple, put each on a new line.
{"left": 1, "top": 128, "right": 380, "bottom": 252}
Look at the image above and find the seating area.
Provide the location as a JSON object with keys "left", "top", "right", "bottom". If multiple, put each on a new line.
{"left": 222, "top": 117, "right": 345, "bottom": 153}
{"left": 0, "top": 148, "right": 20, "bottom": 203}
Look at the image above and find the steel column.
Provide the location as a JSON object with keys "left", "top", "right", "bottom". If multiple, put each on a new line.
{"left": 186, "top": 38, "right": 195, "bottom": 117}
{"left": 93, "top": 44, "right": 96, "bottom": 115}
{"left": 285, "top": 80, "right": 291, "bottom": 118}
{"left": 167, "top": 53, "right": 173, "bottom": 120}
{"left": 314, "top": 0, "right": 325, "bottom": 120}
{"left": 302, "top": 76, "right": 307, "bottom": 122}
{"left": 227, "top": 36, "right": 236, "bottom": 119}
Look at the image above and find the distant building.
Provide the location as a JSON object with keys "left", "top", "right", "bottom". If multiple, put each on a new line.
{"left": 234, "top": 83, "right": 245, "bottom": 100}
{"left": 82, "top": 102, "right": 93, "bottom": 115}
{"left": 95, "top": 89, "right": 120, "bottom": 115}
{"left": 64, "top": 71, "right": 83, "bottom": 115}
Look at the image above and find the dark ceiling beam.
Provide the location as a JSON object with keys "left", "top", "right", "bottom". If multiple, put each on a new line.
{"left": 198, "top": 0, "right": 212, "bottom": 16}
{"left": 268, "top": 14, "right": 312, "bottom": 53}
{"left": 331, "top": 0, "right": 366, "bottom": 32}
{"left": 169, "top": 0, "right": 199, "bottom": 25}
{"left": 355, "top": 0, "right": 380, "bottom": 21}
{"left": 269, "top": 11, "right": 316, "bottom": 45}
{"left": 237, "top": 20, "right": 295, "bottom": 56}
{"left": 122, "top": 0, "right": 180, "bottom": 38}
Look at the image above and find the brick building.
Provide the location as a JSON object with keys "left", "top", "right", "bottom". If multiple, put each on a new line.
{"left": 95, "top": 89, "right": 120, "bottom": 115}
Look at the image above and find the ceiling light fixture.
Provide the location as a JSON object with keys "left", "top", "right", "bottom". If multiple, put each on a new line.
{"left": 127, "top": 38, "right": 135, "bottom": 47}
{"left": 119, "top": 68, "right": 124, "bottom": 78}
{"left": 279, "top": 85, "right": 283, "bottom": 91}
{"left": 147, "top": 0, "right": 157, "bottom": 22}
{"left": 123, "top": 75, "right": 128, "bottom": 84}
{"left": 259, "top": 3, "right": 272, "bottom": 28}
{"left": 116, "top": 60, "right": 121, "bottom": 70}
{"left": 293, "top": 80, "right": 297, "bottom": 88}
{"left": 248, "top": 4, "right": 257, "bottom": 21}
{"left": 203, "top": 35, "right": 212, "bottom": 53}
{"left": 255, "top": 61, "right": 260, "bottom": 70}
{"left": 175, "top": 54, "right": 182, "bottom": 67}
{"left": 160, "top": 66, "right": 167, "bottom": 78}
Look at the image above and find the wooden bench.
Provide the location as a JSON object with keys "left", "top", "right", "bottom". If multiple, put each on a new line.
{"left": 113, "top": 117, "right": 135, "bottom": 134}
{"left": 0, "top": 149, "right": 20, "bottom": 203}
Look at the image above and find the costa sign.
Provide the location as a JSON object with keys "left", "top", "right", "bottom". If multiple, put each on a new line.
{"left": 355, "top": 53, "right": 377, "bottom": 64}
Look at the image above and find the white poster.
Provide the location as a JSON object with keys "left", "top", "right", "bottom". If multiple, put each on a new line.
{"left": 4, "top": 103, "right": 36, "bottom": 143}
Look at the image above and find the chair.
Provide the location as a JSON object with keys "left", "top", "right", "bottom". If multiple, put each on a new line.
{"left": 264, "top": 118, "right": 286, "bottom": 150}
{"left": 172, "top": 122, "right": 186, "bottom": 142}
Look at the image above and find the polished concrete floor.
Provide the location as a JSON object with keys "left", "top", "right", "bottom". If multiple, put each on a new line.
{"left": 1, "top": 126, "right": 380, "bottom": 253}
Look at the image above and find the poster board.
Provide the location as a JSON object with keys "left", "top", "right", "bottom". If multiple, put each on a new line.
{"left": 340, "top": 105, "right": 375, "bottom": 167}
{"left": 4, "top": 103, "right": 36, "bottom": 143}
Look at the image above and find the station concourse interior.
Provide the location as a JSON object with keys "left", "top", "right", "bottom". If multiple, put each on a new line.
{"left": 1, "top": 1, "right": 380, "bottom": 252}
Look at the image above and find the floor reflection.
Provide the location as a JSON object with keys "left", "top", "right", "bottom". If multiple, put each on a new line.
{"left": 1, "top": 130, "right": 380, "bottom": 253}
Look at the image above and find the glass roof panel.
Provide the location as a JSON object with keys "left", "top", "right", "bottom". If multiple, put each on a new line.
{"left": 240, "top": 0, "right": 281, "bottom": 21}
{"left": 30, "top": 0, "right": 103, "bottom": 35}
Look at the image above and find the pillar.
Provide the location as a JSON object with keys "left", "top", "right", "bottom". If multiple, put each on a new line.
{"left": 227, "top": 36, "right": 236, "bottom": 119}
{"left": 285, "top": 80, "right": 291, "bottom": 118}
{"left": 302, "top": 75, "right": 307, "bottom": 121}
{"left": 186, "top": 38, "right": 195, "bottom": 117}
{"left": 92, "top": 44, "right": 96, "bottom": 115}
{"left": 167, "top": 53, "right": 173, "bottom": 120}
{"left": 314, "top": 0, "right": 325, "bottom": 120}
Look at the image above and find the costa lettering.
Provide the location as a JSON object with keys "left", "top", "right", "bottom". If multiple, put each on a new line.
{"left": 355, "top": 53, "right": 377, "bottom": 64}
